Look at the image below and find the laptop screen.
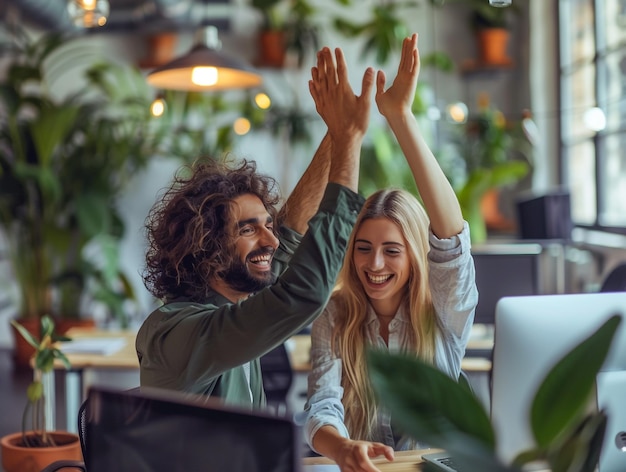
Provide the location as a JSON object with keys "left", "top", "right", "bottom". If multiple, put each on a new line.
{"left": 86, "top": 386, "right": 301, "bottom": 472}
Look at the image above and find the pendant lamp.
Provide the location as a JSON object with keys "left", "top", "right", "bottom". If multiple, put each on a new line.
{"left": 66, "top": 0, "right": 110, "bottom": 28}
{"left": 146, "top": 26, "right": 263, "bottom": 92}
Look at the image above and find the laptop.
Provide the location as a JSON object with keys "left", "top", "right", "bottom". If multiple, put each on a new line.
{"left": 85, "top": 385, "right": 303, "bottom": 472}
{"left": 421, "top": 451, "right": 463, "bottom": 471}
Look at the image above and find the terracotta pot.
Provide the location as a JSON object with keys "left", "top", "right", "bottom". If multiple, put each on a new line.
{"left": 56, "top": 318, "right": 97, "bottom": 336}
{"left": 1, "top": 431, "right": 82, "bottom": 472}
{"left": 258, "top": 30, "right": 286, "bottom": 68}
{"left": 476, "top": 28, "right": 511, "bottom": 65}
{"left": 139, "top": 32, "right": 178, "bottom": 68}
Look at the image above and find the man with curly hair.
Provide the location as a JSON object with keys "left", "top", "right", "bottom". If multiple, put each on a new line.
{"left": 136, "top": 46, "right": 374, "bottom": 408}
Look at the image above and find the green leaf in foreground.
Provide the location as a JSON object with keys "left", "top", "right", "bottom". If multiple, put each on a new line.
{"left": 530, "top": 315, "right": 621, "bottom": 448}
{"left": 368, "top": 349, "right": 517, "bottom": 471}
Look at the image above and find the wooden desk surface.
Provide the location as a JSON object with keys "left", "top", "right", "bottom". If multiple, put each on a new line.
{"left": 288, "top": 333, "right": 493, "bottom": 373}
{"left": 60, "top": 328, "right": 139, "bottom": 369}
{"left": 60, "top": 328, "right": 492, "bottom": 373}
{"left": 302, "top": 449, "right": 432, "bottom": 471}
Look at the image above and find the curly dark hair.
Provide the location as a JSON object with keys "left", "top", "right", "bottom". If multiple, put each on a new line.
{"left": 142, "top": 157, "right": 282, "bottom": 302}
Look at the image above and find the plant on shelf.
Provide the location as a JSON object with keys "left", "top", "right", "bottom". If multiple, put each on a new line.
{"left": 429, "top": 0, "right": 524, "bottom": 66}
{"left": 430, "top": 0, "right": 522, "bottom": 30}
{"left": 250, "top": 0, "right": 320, "bottom": 68}
{"left": 368, "top": 314, "right": 621, "bottom": 472}
{"left": 0, "top": 315, "right": 83, "bottom": 472}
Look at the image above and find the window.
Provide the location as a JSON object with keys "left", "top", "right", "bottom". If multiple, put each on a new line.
{"left": 559, "top": 0, "right": 626, "bottom": 231}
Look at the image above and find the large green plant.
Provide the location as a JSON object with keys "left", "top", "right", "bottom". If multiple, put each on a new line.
{"left": 368, "top": 315, "right": 621, "bottom": 472}
{"left": 0, "top": 26, "right": 262, "bottom": 327}
{"left": 10, "top": 315, "right": 71, "bottom": 447}
{"left": 0, "top": 27, "right": 162, "bottom": 324}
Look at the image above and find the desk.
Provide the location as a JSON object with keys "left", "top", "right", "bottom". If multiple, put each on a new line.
{"left": 50, "top": 328, "right": 139, "bottom": 433}
{"left": 288, "top": 330, "right": 493, "bottom": 411}
{"left": 302, "top": 449, "right": 432, "bottom": 471}
{"left": 287, "top": 333, "right": 494, "bottom": 373}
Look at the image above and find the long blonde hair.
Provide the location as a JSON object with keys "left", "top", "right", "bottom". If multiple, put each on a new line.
{"left": 331, "top": 189, "right": 439, "bottom": 440}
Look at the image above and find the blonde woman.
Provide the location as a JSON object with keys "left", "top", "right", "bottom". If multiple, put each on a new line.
{"left": 298, "top": 34, "right": 478, "bottom": 472}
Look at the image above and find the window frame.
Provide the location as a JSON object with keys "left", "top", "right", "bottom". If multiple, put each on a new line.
{"left": 558, "top": 0, "right": 626, "bottom": 235}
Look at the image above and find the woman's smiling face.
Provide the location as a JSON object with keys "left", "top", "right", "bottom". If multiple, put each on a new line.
{"left": 352, "top": 217, "right": 411, "bottom": 314}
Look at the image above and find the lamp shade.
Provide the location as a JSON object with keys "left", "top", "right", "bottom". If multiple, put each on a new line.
{"left": 146, "top": 27, "right": 263, "bottom": 92}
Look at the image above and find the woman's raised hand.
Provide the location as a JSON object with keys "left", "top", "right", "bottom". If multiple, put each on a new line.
{"left": 375, "top": 33, "right": 420, "bottom": 119}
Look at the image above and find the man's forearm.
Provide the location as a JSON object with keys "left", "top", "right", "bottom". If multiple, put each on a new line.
{"left": 279, "top": 133, "right": 331, "bottom": 234}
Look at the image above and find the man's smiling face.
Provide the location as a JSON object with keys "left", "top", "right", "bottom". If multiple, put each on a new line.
{"left": 221, "top": 193, "right": 280, "bottom": 296}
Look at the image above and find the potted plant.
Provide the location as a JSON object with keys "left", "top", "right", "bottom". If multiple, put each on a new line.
{"left": 250, "top": 0, "right": 320, "bottom": 68}
{"left": 430, "top": 0, "right": 524, "bottom": 66}
{"left": 1, "top": 315, "right": 82, "bottom": 472}
{"left": 435, "top": 93, "right": 531, "bottom": 243}
{"left": 0, "top": 25, "right": 165, "bottom": 366}
{"left": 368, "top": 314, "right": 621, "bottom": 472}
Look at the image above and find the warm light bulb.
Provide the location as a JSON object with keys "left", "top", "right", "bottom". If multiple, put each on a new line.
{"left": 150, "top": 98, "right": 166, "bottom": 117}
{"left": 67, "top": 0, "right": 109, "bottom": 28}
{"left": 254, "top": 93, "right": 271, "bottom": 110}
{"left": 233, "top": 118, "right": 251, "bottom": 135}
{"left": 446, "top": 102, "right": 467, "bottom": 123}
{"left": 191, "top": 67, "right": 218, "bottom": 87}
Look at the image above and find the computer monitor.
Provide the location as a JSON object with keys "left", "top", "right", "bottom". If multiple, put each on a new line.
{"left": 491, "top": 292, "right": 626, "bottom": 471}
{"left": 85, "top": 386, "right": 302, "bottom": 472}
{"left": 471, "top": 243, "right": 544, "bottom": 326}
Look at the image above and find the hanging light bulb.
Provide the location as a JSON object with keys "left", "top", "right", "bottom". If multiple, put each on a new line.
{"left": 150, "top": 94, "right": 167, "bottom": 118}
{"left": 146, "top": 26, "right": 263, "bottom": 92}
{"left": 446, "top": 102, "right": 468, "bottom": 123}
{"left": 67, "top": 0, "right": 110, "bottom": 28}
{"left": 254, "top": 93, "right": 271, "bottom": 110}
{"left": 233, "top": 117, "right": 252, "bottom": 135}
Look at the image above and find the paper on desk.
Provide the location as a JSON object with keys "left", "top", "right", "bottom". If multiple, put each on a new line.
{"left": 59, "top": 337, "right": 126, "bottom": 355}
{"left": 301, "top": 466, "right": 340, "bottom": 472}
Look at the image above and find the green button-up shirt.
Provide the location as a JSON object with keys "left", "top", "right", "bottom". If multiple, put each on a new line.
{"left": 136, "top": 183, "right": 364, "bottom": 408}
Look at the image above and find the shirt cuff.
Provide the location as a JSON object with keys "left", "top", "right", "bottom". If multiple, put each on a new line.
{"left": 428, "top": 221, "right": 471, "bottom": 263}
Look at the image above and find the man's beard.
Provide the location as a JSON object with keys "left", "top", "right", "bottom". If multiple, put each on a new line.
{"left": 222, "top": 251, "right": 277, "bottom": 294}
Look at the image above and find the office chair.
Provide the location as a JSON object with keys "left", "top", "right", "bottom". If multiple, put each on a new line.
{"left": 599, "top": 262, "right": 626, "bottom": 293}
{"left": 259, "top": 342, "right": 293, "bottom": 415}
{"left": 39, "top": 398, "right": 89, "bottom": 472}
{"left": 40, "top": 387, "right": 141, "bottom": 472}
